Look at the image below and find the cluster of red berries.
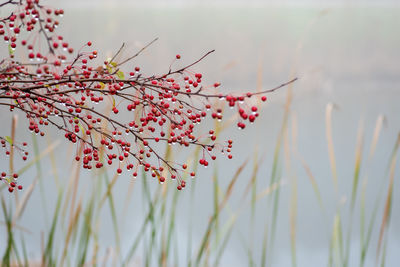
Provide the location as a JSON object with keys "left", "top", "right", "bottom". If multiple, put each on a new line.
{"left": 1, "top": 172, "right": 23, "bottom": 192}
{"left": 1, "top": 138, "right": 28, "bottom": 192}
{"left": 0, "top": 0, "right": 67, "bottom": 60}
{"left": 0, "top": 0, "right": 294, "bottom": 193}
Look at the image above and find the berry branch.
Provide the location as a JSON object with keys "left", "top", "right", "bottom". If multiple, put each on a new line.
{"left": 0, "top": 0, "right": 297, "bottom": 192}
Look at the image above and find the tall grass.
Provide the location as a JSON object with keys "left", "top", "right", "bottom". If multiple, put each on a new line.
{"left": 0, "top": 101, "right": 398, "bottom": 267}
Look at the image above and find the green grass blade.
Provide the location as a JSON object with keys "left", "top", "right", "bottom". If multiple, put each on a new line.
{"left": 76, "top": 196, "right": 95, "bottom": 267}
{"left": 194, "top": 159, "right": 247, "bottom": 266}
{"left": 376, "top": 133, "right": 399, "bottom": 265}
{"left": 1, "top": 196, "right": 13, "bottom": 266}
{"left": 43, "top": 188, "right": 63, "bottom": 267}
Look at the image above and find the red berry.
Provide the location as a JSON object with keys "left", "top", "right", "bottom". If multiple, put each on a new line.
{"left": 249, "top": 115, "right": 256, "bottom": 123}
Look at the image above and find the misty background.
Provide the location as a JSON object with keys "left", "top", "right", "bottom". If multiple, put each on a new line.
{"left": 0, "top": 0, "right": 399, "bottom": 266}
